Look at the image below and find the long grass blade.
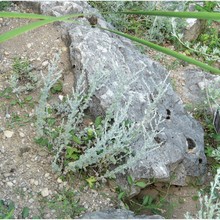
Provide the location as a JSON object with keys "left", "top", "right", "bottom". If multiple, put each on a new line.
{"left": 0, "top": 13, "right": 83, "bottom": 43}
{"left": 118, "top": 11, "right": 220, "bottom": 21}
{"left": 0, "top": 11, "right": 54, "bottom": 20}
{"left": 102, "top": 28, "right": 220, "bottom": 74}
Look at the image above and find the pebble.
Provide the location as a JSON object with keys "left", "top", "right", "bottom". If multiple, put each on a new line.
{"left": 27, "top": 43, "right": 32, "bottom": 48}
{"left": 38, "top": 151, "right": 49, "bottom": 157}
{"left": 29, "top": 198, "right": 34, "bottom": 204}
{"left": 57, "top": 178, "right": 63, "bottom": 184}
{"left": 5, "top": 113, "right": 11, "bottom": 119}
{"left": 34, "top": 180, "right": 39, "bottom": 186}
{"left": 62, "top": 47, "right": 67, "bottom": 52}
{"left": 3, "top": 130, "right": 14, "bottom": 138}
{"left": 42, "top": 60, "right": 49, "bottom": 67}
{"left": 41, "top": 188, "right": 49, "bottom": 197}
{"left": 19, "top": 132, "right": 25, "bottom": 138}
{"left": 6, "top": 182, "right": 13, "bottom": 187}
{"left": 45, "top": 173, "right": 50, "bottom": 178}
{"left": 4, "top": 173, "right": 11, "bottom": 178}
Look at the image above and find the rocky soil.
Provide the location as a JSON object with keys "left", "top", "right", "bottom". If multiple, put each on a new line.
{"left": 0, "top": 2, "right": 216, "bottom": 219}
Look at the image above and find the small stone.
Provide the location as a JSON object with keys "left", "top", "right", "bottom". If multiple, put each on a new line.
{"left": 57, "top": 178, "right": 62, "bottom": 184}
{"left": 4, "top": 173, "right": 11, "bottom": 178}
{"left": 45, "top": 173, "right": 50, "bottom": 178}
{"left": 29, "top": 198, "right": 34, "bottom": 204}
{"left": 34, "top": 180, "right": 39, "bottom": 186}
{"left": 5, "top": 113, "right": 10, "bottom": 119}
{"left": 41, "top": 188, "right": 49, "bottom": 197}
{"left": 19, "top": 132, "right": 25, "bottom": 138}
{"left": 62, "top": 47, "right": 67, "bottom": 52}
{"left": 42, "top": 60, "right": 49, "bottom": 67}
{"left": 4, "top": 51, "right": 9, "bottom": 56}
{"left": 6, "top": 182, "right": 13, "bottom": 187}
{"left": 38, "top": 151, "right": 48, "bottom": 157}
{"left": 4, "top": 130, "right": 14, "bottom": 138}
{"left": 30, "top": 179, "right": 35, "bottom": 185}
{"left": 27, "top": 43, "right": 32, "bottom": 48}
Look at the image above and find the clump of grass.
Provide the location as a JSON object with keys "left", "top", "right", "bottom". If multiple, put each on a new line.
{"left": 9, "top": 57, "right": 39, "bottom": 94}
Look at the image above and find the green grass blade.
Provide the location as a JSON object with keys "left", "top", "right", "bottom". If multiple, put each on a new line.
{"left": 0, "top": 19, "right": 55, "bottom": 43}
{"left": 102, "top": 28, "right": 220, "bottom": 74}
{"left": 118, "top": 11, "right": 220, "bottom": 21}
{"left": 0, "top": 11, "right": 55, "bottom": 19}
{"left": 0, "top": 13, "right": 83, "bottom": 43}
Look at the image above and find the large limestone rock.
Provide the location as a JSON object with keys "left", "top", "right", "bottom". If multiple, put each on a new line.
{"left": 39, "top": 1, "right": 207, "bottom": 189}
{"left": 81, "top": 209, "right": 164, "bottom": 219}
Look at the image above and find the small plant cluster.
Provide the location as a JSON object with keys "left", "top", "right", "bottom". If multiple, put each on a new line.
{"left": 0, "top": 1, "right": 11, "bottom": 11}
{"left": 116, "top": 175, "right": 170, "bottom": 216}
{"left": 0, "top": 199, "right": 29, "bottom": 219}
{"left": 45, "top": 189, "right": 86, "bottom": 219}
{"left": 89, "top": 1, "right": 187, "bottom": 44}
{"left": 185, "top": 168, "right": 220, "bottom": 219}
{"left": 9, "top": 57, "right": 39, "bottom": 94}
{"left": 171, "top": 1, "right": 220, "bottom": 65}
{"left": 35, "top": 55, "right": 169, "bottom": 181}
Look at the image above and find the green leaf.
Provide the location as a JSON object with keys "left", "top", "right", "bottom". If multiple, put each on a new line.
{"left": 0, "top": 11, "right": 55, "bottom": 19}
{"left": 101, "top": 28, "right": 220, "bottom": 74}
{"left": 0, "top": 13, "right": 83, "bottom": 43}
{"left": 25, "top": 95, "right": 33, "bottom": 102}
{"left": 22, "top": 207, "right": 30, "bottom": 219}
{"left": 86, "top": 176, "right": 97, "bottom": 188}
{"left": 118, "top": 191, "right": 125, "bottom": 200}
{"left": 95, "top": 116, "right": 102, "bottom": 128}
{"left": 47, "top": 118, "right": 56, "bottom": 127}
{"left": 87, "top": 128, "right": 94, "bottom": 138}
{"left": 72, "top": 135, "right": 82, "bottom": 145}
{"left": 66, "top": 147, "right": 81, "bottom": 160}
{"left": 135, "top": 181, "right": 147, "bottom": 188}
{"left": 127, "top": 175, "right": 134, "bottom": 185}
{"left": 118, "top": 11, "right": 220, "bottom": 21}
{"left": 50, "top": 80, "right": 63, "bottom": 94}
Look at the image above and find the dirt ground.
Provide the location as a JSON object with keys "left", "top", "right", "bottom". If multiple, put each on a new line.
{"left": 0, "top": 4, "right": 215, "bottom": 219}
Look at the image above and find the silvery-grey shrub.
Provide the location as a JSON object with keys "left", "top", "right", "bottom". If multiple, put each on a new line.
{"left": 36, "top": 54, "right": 169, "bottom": 177}
{"left": 66, "top": 66, "right": 169, "bottom": 178}
{"left": 185, "top": 168, "right": 220, "bottom": 219}
{"left": 35, "top": 53, "right": 62, "bottom": 137}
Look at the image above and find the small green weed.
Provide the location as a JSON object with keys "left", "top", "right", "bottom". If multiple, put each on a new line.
{"left": 0, "top": 199, "right": 30, "bottom": 219}
{"left": 0, "top": 1, "right": 11, "bottom": 11}
{"left": 46, "top": 189, "right": 86, "bottom": 219}
{"left": 10, "top": 57, "right": 39, "bottom": 94}
{"left": 116, "top": 176, "right": 163, "bottom": 214}
{"left": 50, "top": 80, "right": 63, "bottom": 94}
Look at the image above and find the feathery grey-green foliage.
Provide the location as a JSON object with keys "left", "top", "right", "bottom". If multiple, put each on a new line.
{"left": 185, "top": 168, "right": 220, "bottom": 219}
{"left": 35, "top": 54, "right": 62, "bottom": 137}
{"left": 36, "top": 53, "right": 169, "bottom": 177}
{"left": 66, "top": 67, "right": 169, "bottom": 178}
{"left": 52, "top": 64, "right": 110, "bottom": 172}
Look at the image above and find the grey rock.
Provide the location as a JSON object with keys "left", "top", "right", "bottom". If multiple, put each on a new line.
{"left": 183, "top": 19, "right": 206, "bottom": 42}
{"left": 81, "top": 209, "right": 164, "bottom": 219}
{"left": 40, "top": 1, "right": 206, "bottom": 190}
{"left": 176, "top": 68, "right": 220, "bottom": 106}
